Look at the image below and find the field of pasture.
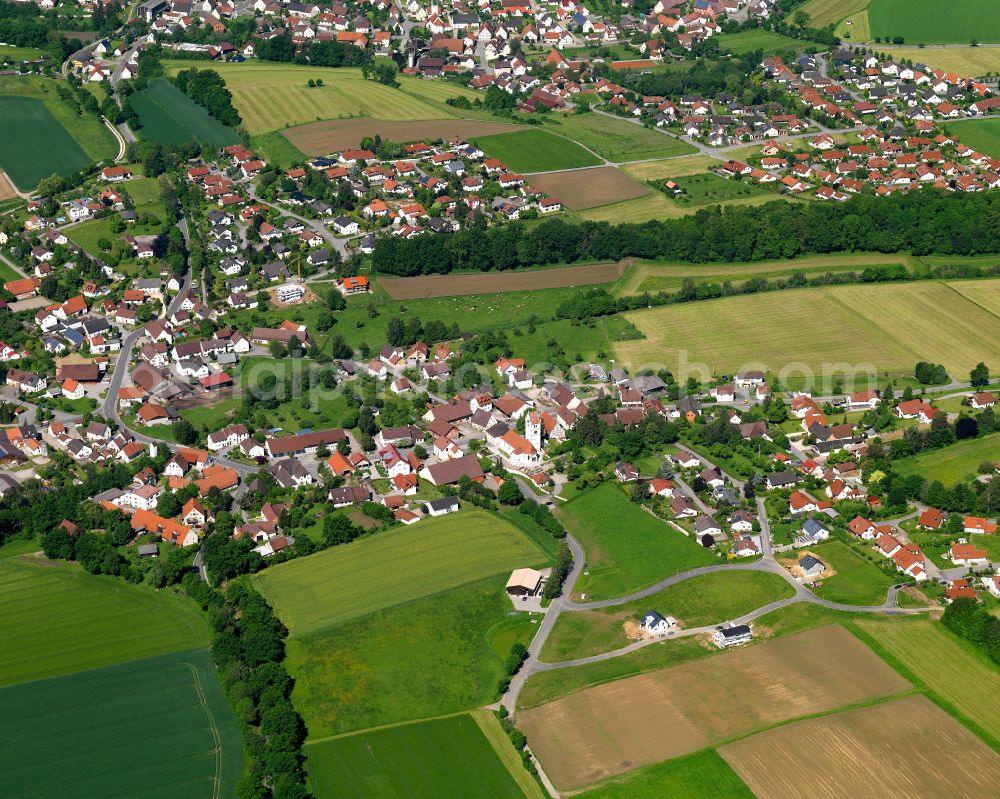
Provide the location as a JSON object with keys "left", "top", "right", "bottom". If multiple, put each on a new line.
{"left": 557, "top": 483, "right": 717, "bottom": 600}
{"left": 252, "top": 509, "right": 546, "bottom": 634}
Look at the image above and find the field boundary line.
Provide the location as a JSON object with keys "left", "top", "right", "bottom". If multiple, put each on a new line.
{"left": 938, "top": 279, "right": 1000, "bottom": 322}
{"left": 184, "top": 661, "right": 222, "bottom": 799}
{"left": 304, "top": 709, "right": 473, "bottom": 745}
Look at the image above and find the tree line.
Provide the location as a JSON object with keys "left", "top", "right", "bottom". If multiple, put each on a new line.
{"left": 174, "top": 67, "right": 241, "bottom": 127}
{"left": 372, "top": 191, "right": 1000, "bottom": 277}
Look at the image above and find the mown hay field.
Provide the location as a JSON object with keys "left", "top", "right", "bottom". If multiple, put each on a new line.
{"left": 284, "top": 118, "right": 523, "bottom": 155}
{"left": 798, "top": 0, "right": 869, "bottom": 29}
{"left": 306, "top": 713, "right": 541, "bottom": 799}
{"left": 380, "top": 261, "right": 626, "bottom": 299}
{"left": 519, "top": 625, "right": 908, "bottom": 791}
{"left": 720, "top": 695, "right": 1000, "bottom": 798}
{"left": 252, "top": 509, "right": 546, "bottom": 635}
{"left": 615, "top": 280, "right": 1000, "bottom": 377}
{"left": 0, "top": 556, "right": 209, "bottom": 688}
{"left": 529, "top": 167, "right": 649, "bottom": 209}
{"left": 0, "top": 649, "right": 242, "bottom": 799}
{"left": 163, "top": 61, "right": 479, "bottom": 135}
{"left": 854, "top": 619, "right": 1000, "bottom": 740}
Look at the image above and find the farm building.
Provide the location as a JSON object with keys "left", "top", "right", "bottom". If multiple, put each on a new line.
{"left": 506, "top": 567, "right": 545, "bottom": 597}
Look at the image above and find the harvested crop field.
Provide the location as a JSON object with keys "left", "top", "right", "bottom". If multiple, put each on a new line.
{"left": 518, "top": 625, "right": 908, "bottom": 791}
{"left": 528, "top": 167, "right": 649, "bottom": 210}
{"left": 0, "top": 172, "right": 16, "bottom": 200}
{"left": 379, "top": 262, "right": 626, "bottom": 299}
{"left": 719, "top": 695, "right": 1000, "bottom": 798}
{"left": 284, "top": 118, "right": 523, "bottom": 155}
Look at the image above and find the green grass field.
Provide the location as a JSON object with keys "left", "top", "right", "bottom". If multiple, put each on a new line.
{"left": 0, "top": 96, "right": 93, "bottom": 190}
{"left": 715, "top": 29, "right": 805, "bottom": 55}
{"left": 540, "top": 113, "right": 696, "bottom": 163}
{"left": 250, "top": 130, "right": 307, "bottom": 168}
{"left": 130, "top": 78, "right": 240, "bottom": 148}
{"left": 893, "top": 432, "right": 1000, "bottom": 485}
{"left": 541, "top": 570, "right": 794, "bottom": 662}
{"left": 574, "top": 749, "right": 754, "bottom": 799}
{"left": 0, "top": 77, "right": 116, "bottom": 190}
{"left": 252, "top": 509, "right": 547, "bottom": 635}
{"left": 558, "top": 483, "right": 716, "bottom": 600}
{"left": 671, "top": 173, "right": 771, "bottom": 207}
{"left": 807, "top": 541, "right": 896, "bottom": 605}
{"left": 472, "top": 128, "right": 603, "bottom": 172}
{"left": 868, "top": 0, "right": 1000, "bottom": 43}
{"left": 0, "top": 45, "right": 47, "bottom": 61}
{"left": 616, "top": 280, "right": 1000, "bottom": 378}
{"left": 853, "top": 619, "right": 1000, "bottom": 741}
{"left": 0, "top": 648, "right": 242, "bottom": 799}
{"left": 288, "top": 577, "right": 538, "bottom": 736}
{"left": 0, "top": 556, "right": 209, "bottom": 687}
{"left": 949, "top": 118, "right": 1000, "bottom": 159}
{"left": 306, "top": 713, "right": 537, "bottom": 799}
{"left": 163, "top": 61, "right": 479, "bottom": 136}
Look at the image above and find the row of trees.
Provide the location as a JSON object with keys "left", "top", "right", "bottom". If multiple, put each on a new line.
{"left": 209, "top": 582, "right": 312, "bottom": 799}
{"left": 174, "top": 67, "right": 241, "bottom": 127}
{"left": 372, "top": 191, "right": 1000, "bottom": 276}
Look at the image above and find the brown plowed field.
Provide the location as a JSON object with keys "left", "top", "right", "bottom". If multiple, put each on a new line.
{"left": 378, "top": 262, "right": 627, "bottom": 299}
{"left": 517, "top": 625, "right": 909, "bottom": 792}
{"left": 528, "top": 166, "right": 650, "bottom": 210}
{"left": 720, "top": 694, "right": 1000, "bottom": 798}
{"left": 283, "top": 118, "right": 523, "bottom": 155}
